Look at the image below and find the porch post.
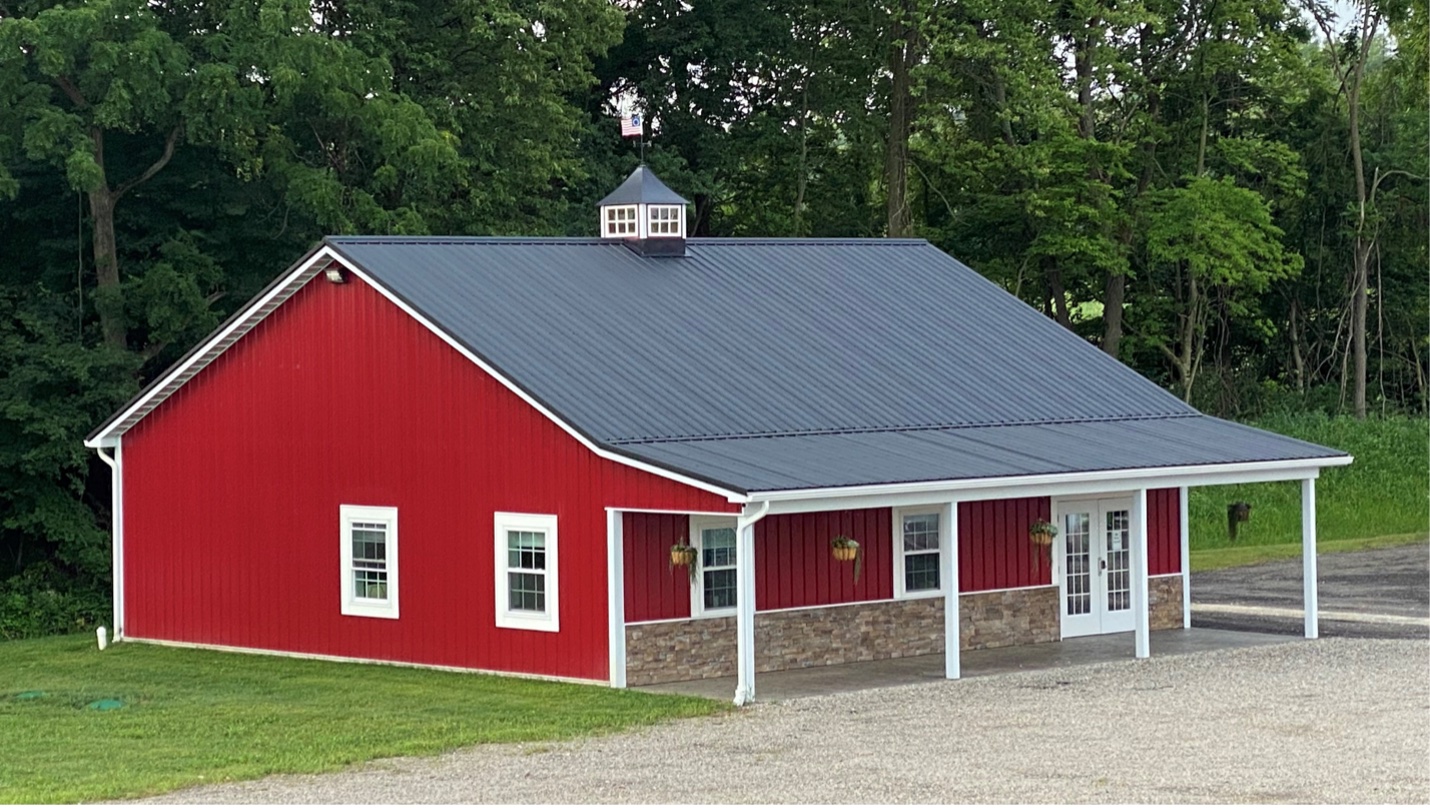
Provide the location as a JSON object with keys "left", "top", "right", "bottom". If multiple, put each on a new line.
{"left": 606, "top": 508, "right": 626, "bottom": 688}
{"left": 1132, "top": 488, "right": 1150, "bottom": 659}
{"left": 1179, "top": 485, "right": 1191, "bottom": 629}
{"left": 944, "top": 500, "right": 961, "bottom": 679}
{"left": 733, "top": 502, "right": 768, "bottom": 706}
{"left": 1302, "top": 478, "right": 1319, "bottom": 639}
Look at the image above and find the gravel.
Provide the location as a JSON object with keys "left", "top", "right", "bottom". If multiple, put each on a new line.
{"left": 137, "top": 638, "right": 1430, "bottom": 804}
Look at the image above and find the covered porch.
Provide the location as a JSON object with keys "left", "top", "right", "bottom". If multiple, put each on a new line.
{"left": 638, "top": 627, "right": 1298, "bottom": 701}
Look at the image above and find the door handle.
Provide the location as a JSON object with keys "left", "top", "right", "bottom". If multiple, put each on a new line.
{"left": 1099, "top": 559, "right": 1107, "bottom": 572}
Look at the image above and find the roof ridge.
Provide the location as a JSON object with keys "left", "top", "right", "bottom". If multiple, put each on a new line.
{"left": 605, "top": 413, "right": 1205, "bottom": 446}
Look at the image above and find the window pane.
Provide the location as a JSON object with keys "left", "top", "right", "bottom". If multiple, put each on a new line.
{"left": 704, "top": 568, "right": 737, "bottom": 609}
{"left": 902, "top": 514, "right": 940, "bottom": 552}
{"left": 701, "top": 527, "right": 737, "bottom": 567}
{"left": 354, "top": 569, "right": 388, "bottom": 600}
{"left": 508, "top": 572, "right": 547, "bottom": 613}
{"left": 905, "top": 553, "right": 940, "bottom": 591}
{"left": 507, "top": 531, "right": 547, "bottom": 571}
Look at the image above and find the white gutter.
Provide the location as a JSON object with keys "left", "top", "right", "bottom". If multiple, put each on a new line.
{"left": 95, "top": 440, "right": 123, "bottom": 641}
{"left": 745, "top": 456, "right": 1352, "bottom": 515}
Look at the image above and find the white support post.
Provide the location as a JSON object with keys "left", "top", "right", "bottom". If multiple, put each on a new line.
{"left": 733, "top": 518, "right": 758, "bottom": 705}
{"left": 944, "top": 501, "right": 961, "bottom": 679}
{"left": 1179, "top": 485, "right": 1191, "bottom": 629}
{"left": 1303, "top": 478, "right": 1319, "bottom": 639}
{"left": 606, "top": 509, "right": 626, "bottom": 688}
{"left": 1132, "top": 488, "right": 1150, "bottom": 659}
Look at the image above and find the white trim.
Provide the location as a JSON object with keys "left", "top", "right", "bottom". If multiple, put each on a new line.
{"left": 1179, "top": 485, "right": 1191, "bottom": 629}
{"left": 944, "top": 500, "right": 961, "bottom": 680}
{"left": 607, "top": 508, "right": 626, "bottom": 688}
{"left": 606, "top": 507, "right": 741, "bottom": 517}
{"left": 1131, "top": 489, "right": 1150, "bottom": 659}
{"left": 601, "top": 204, "right": 639, "bottom": 239}
{"left": 893, "top": 504, "right": 946, "bottom": 600}
{"left": 1149, "top": 572, "right": 1181, "bottom": 579}
{"left": 689, "top": 514, "right": 739, "bottom": 618}
{"left": 1302, "top": 478, "right": 1319, "bottom": 639}
{"left": 751, "top": 457, "right": 1350, "bottom": 515}
{"left": 340, "top": 505, "right": 400, "bottom": 620}
{"left": 95, "top": 440, "right": 125, "bottom": 640}
{"left": 84, "top": 248, "right": 747, "bottom": 504}
{"left": 494, "top": 512, "right": 560, "bottom": 633}
{"left": 124, "top": 636, "right": 605, "bottom": 685}
{"left": 84, "top": 247, "right": 339, "bottom": 448}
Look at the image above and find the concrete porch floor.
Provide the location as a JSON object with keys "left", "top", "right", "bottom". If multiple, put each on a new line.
{"left": 637, "top": 627, "right": 1298, "bottom": 701}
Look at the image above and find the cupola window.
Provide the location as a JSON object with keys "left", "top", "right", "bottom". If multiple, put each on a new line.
{"left": 648, "top": 205, "right": 684, "bottom": 236}
{"left": 603, "top": 205, "right": 639, "bottom": 238}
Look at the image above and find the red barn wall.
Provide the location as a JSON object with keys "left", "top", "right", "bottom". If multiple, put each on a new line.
{"left": 121, "top": 271, "right": 736, "bottom": 682}
{"left": 1148, "top": 488, "right": 1182, "bottom": 576}
{"left": 756, "top": 509, "right": 894, "bottom": 610}
{"left": 622, "top": 513, "right": 692, "bottom": 623}
{"left": 959, "top": 497, "right": 1054, "bottom": 592}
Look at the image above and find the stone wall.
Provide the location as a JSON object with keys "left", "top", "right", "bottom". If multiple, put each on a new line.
{"left": 1149, "top": 574, "right": 1185, "bottom": 630}
{"left": 625, "top": 587, "right": 1060, "bottom": 687}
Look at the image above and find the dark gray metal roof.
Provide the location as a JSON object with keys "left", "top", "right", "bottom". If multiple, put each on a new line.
{"left": 597, "top": 166, "right": 690, "bottom": 206}
{"left": 318, "top": 236, "right": 1343, "bottom": 492}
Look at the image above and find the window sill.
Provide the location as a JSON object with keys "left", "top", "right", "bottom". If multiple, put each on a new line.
{"left": 496, "top": 611, "right": 560, "bottom": 633}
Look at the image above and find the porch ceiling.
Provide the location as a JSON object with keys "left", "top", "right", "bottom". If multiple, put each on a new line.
{"left": 615, "top": 415, "right": 1348, "bottom": 493}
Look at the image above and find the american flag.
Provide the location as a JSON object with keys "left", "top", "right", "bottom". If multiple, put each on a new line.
{"left": 620, "top": 113, "right": 643, "bottom": 138}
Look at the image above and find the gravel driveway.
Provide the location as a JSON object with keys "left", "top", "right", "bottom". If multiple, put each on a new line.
{"left": 140, "top": 637, "right": 1429, "bottom": 804}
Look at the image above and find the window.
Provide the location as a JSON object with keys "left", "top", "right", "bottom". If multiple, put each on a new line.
{"left": 895, "top": 507, "right": 942, "bottom": 598}
{"left": 602, "top": 205, "right": 638, "bottom": 238}
{"left": 691, "top": 517, "right": 738, "bottom": 615}
{"left": 494, "top": 512, "right": 560, "bottom": 632}
{"left": 340, "top": 505, "right": 399, "bottom": 619}
{"left": 647, "top": 205, "right": 684, "bottom": 236}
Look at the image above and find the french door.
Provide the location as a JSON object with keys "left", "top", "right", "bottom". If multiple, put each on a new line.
{"left": 1057, "top": 498, "right": 1135, "bottom": 638}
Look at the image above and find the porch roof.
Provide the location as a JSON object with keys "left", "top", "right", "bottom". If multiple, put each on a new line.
{"left": 615, "top": 414, "right": 1347, "bottom": 493}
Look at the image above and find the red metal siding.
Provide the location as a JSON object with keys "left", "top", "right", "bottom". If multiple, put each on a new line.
{"left": 121, "top": 273, "right": 737, "bottom": 681}
{"left": 755, "top": 509, "right": 893, "bottom": 610}
{"left": 959, "top": 497, "right": 1053, "bottom": 592}
{"left": 1148, "top": 488, "right": 1182, "bottom": 576}
{"left": 622, "top": 512, "right": 692, "bottom": 622}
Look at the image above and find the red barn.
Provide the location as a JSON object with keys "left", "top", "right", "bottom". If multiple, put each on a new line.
{"left": 87, "top": 167, "right": 1350, "bottom": 702}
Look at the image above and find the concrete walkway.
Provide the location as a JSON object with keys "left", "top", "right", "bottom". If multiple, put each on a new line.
{"left": 639, "top": 627, "right": 1294, "bottom": 701}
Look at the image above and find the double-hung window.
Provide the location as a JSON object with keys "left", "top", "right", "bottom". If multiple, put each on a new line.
{"left": 494, "top": 512, "right": 560, "bottom": 632}
{"left": 691, "top": 517, "right": 738, "bottom": 615}
{"left": 340, "top": 505, "right": 399, "bottom": 619}
{"left": 895, "top": 507, "right": 942, "bottom": 598}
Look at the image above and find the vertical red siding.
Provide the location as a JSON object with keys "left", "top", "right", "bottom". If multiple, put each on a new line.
{"left": 958, "top": 497, "right": 1053, "bottom": 592}
{"left": 622, "top": 513, "right": 692, "bottom": 622}
{"left": 122, "top": 273, "right": 737, "bottom": 682}
{"left": 1147, "top": 488, "right": 1182, "bottom": 575}
{"left": 754, "top": 509, "right": 893, "bottom": 610}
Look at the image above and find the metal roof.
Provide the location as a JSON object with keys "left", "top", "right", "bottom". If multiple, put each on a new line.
{"left": 597, "top": 166, "right": 690, "bottom": 206}
{"left": 322, "top": 236, "right": 1347, "bottom": 491}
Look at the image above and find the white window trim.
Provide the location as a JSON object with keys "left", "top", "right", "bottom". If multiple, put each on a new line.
{"left": 601, "top": 205, "right": 639, "bottom": 238}
{"left": 494, "top": 512, "right": 560, "bottom": 632}
{"left": 894, "top": 504, "right": 947, "bottom": 600}
{"left": 340, "top": 505, "right": 399, "bottom": 619}
{"left": 689, "top": 515, "right": 739, "bottom": 618}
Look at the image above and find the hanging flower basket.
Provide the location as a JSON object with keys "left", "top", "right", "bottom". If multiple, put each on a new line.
{"left": 831, "top": 535, "right": 862, "bottom": 583}
{"left": 670, "top": 543, "right": 696, "bottom": 568}
{"left": 1028, "top": 520, "right": 1059, "bottom": 547}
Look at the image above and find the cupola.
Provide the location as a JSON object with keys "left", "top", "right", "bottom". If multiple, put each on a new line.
{"left": 598, "top": 165, "right": 689, "bottom": 257}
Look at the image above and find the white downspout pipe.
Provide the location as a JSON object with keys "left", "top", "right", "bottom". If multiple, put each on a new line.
{"left": 95, "top": 440, "right": 123, "bottom": 641}
{"left": 733, "top": 499, "right": 771, "bottom": 706}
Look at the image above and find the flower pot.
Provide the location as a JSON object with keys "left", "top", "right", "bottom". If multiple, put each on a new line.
{"left": 670, "top": 548, "right": 696, "bottom": 567}
{"left": 832, "top": 546, "right": 858, "bottom": 562}
{"left": 1030, "top": 531, "right": 1055, "bottom": 547}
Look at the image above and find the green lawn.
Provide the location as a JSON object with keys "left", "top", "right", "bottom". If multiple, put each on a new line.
{"left": 0, "top": 636, "right": 727, "bottom": 803}
{"left": 1189, "top": 413, "right": 1428, "bottom": 552}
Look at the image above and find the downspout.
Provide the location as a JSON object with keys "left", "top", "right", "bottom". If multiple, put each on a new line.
{"left": 95, "top": 440, "right": 123, "bottom": 641}
{"left": 733, "top": 499, "right": 771, "bottom": 706}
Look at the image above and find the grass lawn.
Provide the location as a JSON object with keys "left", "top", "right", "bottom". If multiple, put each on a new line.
{"left": 1189, "top": 413, "right": 1427, "bottom": 554}
{"left": 0, "top": 635, "right": 727, "bottom": 804}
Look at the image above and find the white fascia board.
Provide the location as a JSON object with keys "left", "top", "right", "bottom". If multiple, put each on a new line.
{"left": 80, "top": 246, "right": 747, "bottom": 504}
{"left": 750, "top": 456, "right": 1352, "bottom": 515}
{"left": 83, "top": 246, "right": 341, "bottom": 449}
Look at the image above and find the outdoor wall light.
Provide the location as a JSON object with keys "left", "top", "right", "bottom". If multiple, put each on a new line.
{"left": 324, "top": 264, "right": 347, "bottom": 284}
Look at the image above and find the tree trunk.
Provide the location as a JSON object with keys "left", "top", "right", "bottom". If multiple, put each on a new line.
{"left": 1348, "top": 80, "right": 1369, "bottom": 418}
{"left": 1288, "top": 297, "right": 1306, "bottom": 393}
{"left": 884, "top": 5, "right": 915, "bottom": 238}
{"left": 1045, "top": 258, "right": 1072, "bottom": 329}
{"left": 87, "top": 130, "right": 126, "bottom": 349}
{"left": 1102, "top": 272, "right": 1124, "bottom": 357}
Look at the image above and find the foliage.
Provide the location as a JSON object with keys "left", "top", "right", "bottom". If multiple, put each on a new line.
{"left": 1189, "top": 413, "right": 1429, "bottom": 550}
{"left": 0, "top": 634, "right": 727, "bottom": 802}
